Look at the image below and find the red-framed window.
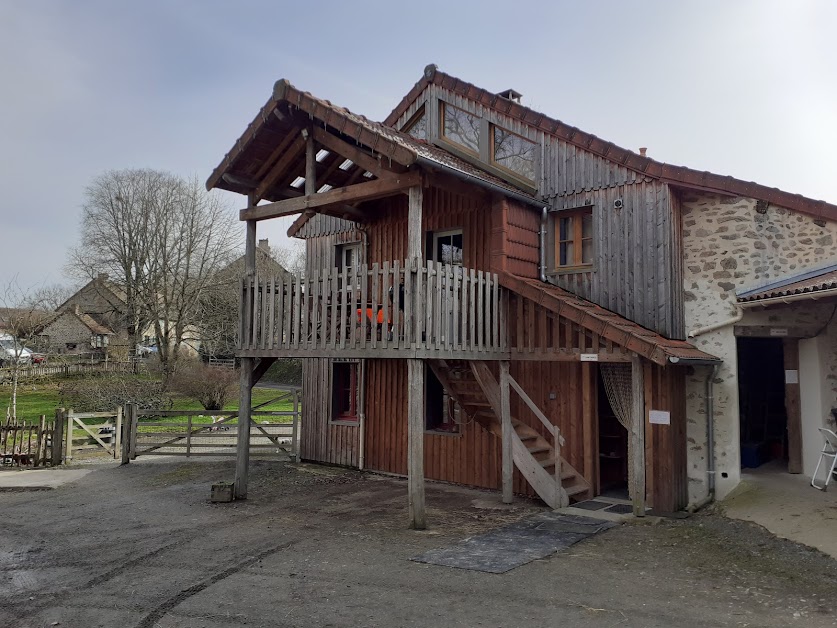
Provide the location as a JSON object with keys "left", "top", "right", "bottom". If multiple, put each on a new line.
{"left": 332, "top": 362, "right": 359, "bottom": 423}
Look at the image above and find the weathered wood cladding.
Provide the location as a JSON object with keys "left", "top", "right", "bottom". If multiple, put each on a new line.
{"left": 300, "top": 358, "right": 359, "bottom": 466}
{"left": 296, "top": 213, "right": 358, "bottom": 239}
{"left": 549, "top": 182, "right": 684, "bottom": 339}
{"left": 391, "top": 85, "right": 685, "bottom": 339}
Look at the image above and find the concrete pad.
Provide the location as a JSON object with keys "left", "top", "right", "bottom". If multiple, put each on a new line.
{"left": 0, "top": 468, "right": 92, "bottom": 490}
{"left": 723, "top": 464, "right": 837, "bottom": 560}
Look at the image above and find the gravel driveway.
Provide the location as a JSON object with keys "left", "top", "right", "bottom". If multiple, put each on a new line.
{"left": 0, "top": 459, "right": 835, "bottom": 627}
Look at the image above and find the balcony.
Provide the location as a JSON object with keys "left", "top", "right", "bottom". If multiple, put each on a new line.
{"left": 238, "top": 260, "right": 507, "bottom": 360}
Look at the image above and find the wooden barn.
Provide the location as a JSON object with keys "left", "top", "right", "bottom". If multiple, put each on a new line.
{"left": 206, "top": 66, "right": 726, "bottom": 527}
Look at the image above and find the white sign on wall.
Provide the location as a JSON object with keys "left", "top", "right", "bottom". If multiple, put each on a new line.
{"left": 785, "top": 369, "right": 799, "bottom": 384}
{"left": 580, "top": 354, "right": 599, "bottom": 362}
{"left": 649, "top": 410, "right": 671, "bottom": 425}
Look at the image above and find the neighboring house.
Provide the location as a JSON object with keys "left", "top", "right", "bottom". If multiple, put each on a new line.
{"left": 57, "top": 274, "right": 132, "bottom": 351}
{"left": 206, "top": 65, "right": 837, "bottom": 521}
{"left": 37, "top": 304, "right": 113, "bottom": 356}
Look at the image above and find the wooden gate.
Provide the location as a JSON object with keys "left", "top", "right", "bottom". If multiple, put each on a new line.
{"left": 62, "top": 409, "right": 122, "bottom": 462}
{"left": 0, "top": 414, "right": 60, "bottom": 467}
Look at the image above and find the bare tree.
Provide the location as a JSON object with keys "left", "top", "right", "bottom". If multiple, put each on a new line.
{"left": 0, "top": 279, "right": 50, "bottom": 419}
{"left": 68, "top": 169, "right": 238, "bottom": 384}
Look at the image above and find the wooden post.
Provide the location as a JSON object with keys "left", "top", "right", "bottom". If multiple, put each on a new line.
{"left": 407, "top": 358, "right": 426, "bottom": 529}
{"left": 114, "top": 406, "right": 123, "bottom": 460}
{"left": 120, "top": 404, "right": 131, "bottom": 464}
{"left": 630, "top": 355, "right": 646, "bottom": 517}
{"left": 65, "top": 409, "right": 74, "bottom": 463}
{"left": 783, "top": 338, "right": 802, "bottom": 474}
{"left": 291, "top": 389, "right": 300, "bottom": 462}
{"left": 305, "top": 130, "right": 316, "bottom": 196}
{"left": 52, "top": 408, "right": 64, "bottom": 466}
{"left": 128, "top": 404, "right": 138, "bottom": 460}
{"left": 186, "top": 414, "right": 192, "bottom": 458}
{"left": 235, "top": 194, "right": 258, "bottom": 501}
{"left": 406, "top": 184, "right": 425, "bottom": 528}
{"left": 35, "top": 415, "right": 45, "bottom": 467}
{"left": 499, "top": 361, "right": 513, "bottom": 504}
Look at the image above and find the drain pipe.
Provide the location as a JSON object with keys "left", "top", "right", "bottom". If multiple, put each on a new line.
{"left": 358, "top": 359, "right": 367, "bottom": 470}
{"left": 687, "top": 308, "right": 743, "bottom": 338}
{"left": 688, "top": 363, "right": 720, "bottom": 512}
{"left": 539, "top": 206, "right": 548, "bottom": 281}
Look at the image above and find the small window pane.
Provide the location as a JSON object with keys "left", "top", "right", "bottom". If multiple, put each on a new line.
{"left": 581, "top": 240, "right": 593, "bottom": 264}
{"left": 559, "top": 217, "right": 572, "bottom": 241}
{"left": 405, "top": 112, "right": 427, "bottom": 140}
{"left": 582, "top": 214, "right": 593, "bottom": 238}
{"left": 442, "top": 104, "right": 480, "bottom": 154}
{"left": 493, "top": 127, "right": 536, "bottom": 180}
{"left": 560, "top": 242, "right": 574, "bottom": 266}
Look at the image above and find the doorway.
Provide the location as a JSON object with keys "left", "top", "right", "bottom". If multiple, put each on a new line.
{"left": 737, "top": 338, "right": 788, "bottom": 469}
{"left": 597, "top": 370, "right": 628, "bottom": 497}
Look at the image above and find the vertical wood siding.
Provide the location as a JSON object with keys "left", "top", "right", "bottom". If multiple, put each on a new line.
{"left": 300, "top": 358, "right": 359, "bottom": 467}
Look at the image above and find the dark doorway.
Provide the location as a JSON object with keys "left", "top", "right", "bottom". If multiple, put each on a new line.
{"left": 597, "top": 370, "right": 628, "bottom": 495}
{"left": 737, "top": 338, "right": 787, "bottom": 468}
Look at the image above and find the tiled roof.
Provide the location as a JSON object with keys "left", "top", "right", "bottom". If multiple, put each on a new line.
{"left": 77, "top": 313, "right": 114, "bottom": 335}
{"left": 207, "top": 79, "right": 541, "bottom": 208}
{"left": 737, "top": 265, "right": 837, "bottom": 303}
{"left": 500, "top": 273, "right": 720, "bottom": 366}
{"left": 386, "top": 65, "right": 837, "bottom": 223}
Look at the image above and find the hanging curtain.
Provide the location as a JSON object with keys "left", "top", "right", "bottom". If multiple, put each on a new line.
{"left": 600, "top": 363, "right": 634, "bottom": 497}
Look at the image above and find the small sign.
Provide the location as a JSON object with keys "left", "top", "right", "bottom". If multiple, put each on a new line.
{"left": 785, "top": 369, "right": 799, "bottom": 384}
{"left": 770, "top": 328, "right": 789, "bottom": 337}
{"left": 580, "top": 354, "right": 599, "bottom": 362}
{"left": 649, "top": 410, "right": 671, "bottom": 425}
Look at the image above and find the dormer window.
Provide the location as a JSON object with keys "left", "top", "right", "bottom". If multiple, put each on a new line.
{"left": 441, "top": 103, "right": 480, "bottom": 155}
{"left": 403, "top": 106, "right": 427, "bottom": 140}
{"left": 492, "top": 126, "right": 535, "bottom": 181}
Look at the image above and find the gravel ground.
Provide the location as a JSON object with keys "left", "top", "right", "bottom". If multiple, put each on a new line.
{"left": 0, "top": 459, "right": 835, "bottom": 628}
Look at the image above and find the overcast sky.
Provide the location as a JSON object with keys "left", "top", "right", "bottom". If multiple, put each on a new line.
{"left": 2, "top": 0, "right": 835, "bottom": 292}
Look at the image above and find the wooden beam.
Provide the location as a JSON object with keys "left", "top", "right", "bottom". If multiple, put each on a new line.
{"left": 499, "top": 361, "right": 513, "bottom": 504}
{"left": 407, "top": 359, "right": 426, "bottom": 529}
{"left": 241, "top": 173, "right": 420, "bottom": 222}
{"left": 272, "top": 187, "right": 367, "bottom": 221}
{"left": 254, "top": 133, "right": 307, "bottom": 202}
{"left": 407, "top": 185, "right": 423, "bottom": 260}
{"left": 312, "top": 126, "right": 403, "bottom": 179}
{"left": 253, "top": 124, "right": 301, "bottom": 181}
{"left": 305, "top": 132, "right": 316, "bottom": 196}
{"left": 630, "top": 355, "right": 646, "bottom": 517}
{"left": 581, "top": 362, "right": 598, "bottom": 493}
{"left": 251, "top": 357, "right": 277, "bottom": 386}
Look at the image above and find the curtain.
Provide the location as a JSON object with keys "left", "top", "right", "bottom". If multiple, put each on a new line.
{"left": 600, "top": 363, "right": 634, "bottom": 497}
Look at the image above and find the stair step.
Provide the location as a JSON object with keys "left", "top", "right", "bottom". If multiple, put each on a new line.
{"left": 527, "top": 446, "right": 551, "bottom": 455}
{"left": 519, "top": 434, "right": 537, "bottom": 442}
{"left": 564, "top": 484, "right": 588, "bottom": 498}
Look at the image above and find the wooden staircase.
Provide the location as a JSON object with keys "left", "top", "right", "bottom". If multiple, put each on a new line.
{"left": 428, "top": 360, "right": 591, "bottom": 508}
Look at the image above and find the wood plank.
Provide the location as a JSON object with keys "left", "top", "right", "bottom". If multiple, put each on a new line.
{"left": 312, "top": 126, "right": 403, "bottom": 179}
{"left": 254, "top": 133, "right": 306, "bottom": 201}
{"left": 499, "top": 361, "right": 513, "bottom": 503}
{"left": 241, "top": 173, "right": 421, "bottom": 221}
{"left": 407, "top": 359, "right": 426, "bottom": 529}
{"left": 631, "top": 355, "right": 646, "bottom": 516}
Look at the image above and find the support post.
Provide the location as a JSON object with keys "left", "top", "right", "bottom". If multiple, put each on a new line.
{"left": 114, "top": 405, "right": 123, "bottom": 460}
{"left": 305, "top": 130, "right": 316, "bottom": 196}
{"left": 235, "top": 195, "right": 258, "bottom": 500}
{"left": 499, "top": 361, "right": 513, "bottom": 504}
{"left": 630, "top": 355, "right": 646, "bottom": 517}
{"left": 65, "top": 409, "right": 74, "bottom": 464}
{"left": 291, "top": 389, "right": 300, "bottom": 462}
{"left": 406, "top": 184, "right": 425, "bottom": 529}
{"left": 128, "top": 404, "right": 138, "bottom": 460}
{"left": 52, "top": 408, "right": 64, "bottom": 466}
{"left": 407, "top": 358, "right": 426, "bottom": 529}
{"left": 121, "top": 405, "right": 131, "bottom": 464}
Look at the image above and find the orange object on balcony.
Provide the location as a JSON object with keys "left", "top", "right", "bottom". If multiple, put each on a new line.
{"left": 357, "top": 308, "right": 387, "bottom": 325}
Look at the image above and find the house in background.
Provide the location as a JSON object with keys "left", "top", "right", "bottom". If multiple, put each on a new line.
{"left": 37, "top": 304, "right": 113, "bottom": 356}
{"left": 207, "top": 64, "right": 837, "bottom": 523}
{"left": 57, "top": 274, "right": 132, "bottom": 353}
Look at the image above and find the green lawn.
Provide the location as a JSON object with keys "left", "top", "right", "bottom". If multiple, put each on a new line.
{"left": 0, "top": 381, "right": 299, "bottom": 425}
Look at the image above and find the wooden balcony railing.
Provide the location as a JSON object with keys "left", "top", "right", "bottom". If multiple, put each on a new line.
{"left": 238, "top": 260, "right": 508, "bottom": 359}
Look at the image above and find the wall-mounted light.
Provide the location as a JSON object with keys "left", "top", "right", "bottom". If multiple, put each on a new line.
{"left": 755, "top": 200, "right": 769, "bottom": 214}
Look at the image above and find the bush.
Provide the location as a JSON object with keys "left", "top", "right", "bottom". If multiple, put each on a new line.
{"left": 171, "top": 361, "right": 238, "bottom": 411}
{"left": 59, "top": 374, "right": 171, "bottom": 412}
{"left": 263, "top": 358, "right": 302, "bottom": 386}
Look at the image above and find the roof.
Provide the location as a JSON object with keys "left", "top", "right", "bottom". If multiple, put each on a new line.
{"left": 57, "top": 277, "right": 127, "bottom": 312}
{"left": 206, "top": 79, "right": 542, "bottom": 211}
{"left": 737, "top": 264, "right": 837, "bottom": 304}
{"left": 500, "top": 273, "right": 720, "bottom": 366}
{"left": 386, "top": 65, "right": 837, "bottom": 223}
{"left": 41, "top": 310, "right": 114, "bottom": 335}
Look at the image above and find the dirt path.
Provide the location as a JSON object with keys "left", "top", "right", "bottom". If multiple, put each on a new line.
{"left": 0, "top": 459, "right": 835, "bottom": 627}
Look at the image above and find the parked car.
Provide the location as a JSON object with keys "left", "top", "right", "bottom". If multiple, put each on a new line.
{"left": 136, "top": 343, "right": 158, "bottom": 356}
{"left": 30, "top": 352, "right": 47, "bottom": 365}
{"left": 0, "top": 339, "right": 32, "bottom": 366}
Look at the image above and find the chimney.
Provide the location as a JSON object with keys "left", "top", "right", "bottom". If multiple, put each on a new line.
{"left": 258, "top": 239, "right": 270, "bottom": 253}
{"left": 497, "top": 88, "right": 523, "bottom": 104}
{"left": 97, "top": 272, "right": 108, "bottom": 281}
{"left": 639, "top": 147, "right": 648, "bottom": 157}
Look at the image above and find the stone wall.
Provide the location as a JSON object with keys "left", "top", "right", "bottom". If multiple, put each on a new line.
{"left": 680, "top": 192, "right": 837, "bottom": 501}
{"left": 41, "top": 313, "right": 95, "bottom": 354}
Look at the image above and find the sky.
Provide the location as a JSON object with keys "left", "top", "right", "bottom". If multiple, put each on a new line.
{"left": 1, "top": 0, "right": 836, "bottom": 292}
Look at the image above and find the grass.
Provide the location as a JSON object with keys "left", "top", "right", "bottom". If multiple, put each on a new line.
{"left": 0, "top": 378, "right": 298, "bottom": 425}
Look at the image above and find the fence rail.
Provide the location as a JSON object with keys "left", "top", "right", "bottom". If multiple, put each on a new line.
{"left": 62, "top": 409, "right": 122, "bottom": 461}
{"left": 239, "top": 260, "right": 507, "bottom": 359}
{"left": 0, "top": 361, "right": 138, "bottom": 382}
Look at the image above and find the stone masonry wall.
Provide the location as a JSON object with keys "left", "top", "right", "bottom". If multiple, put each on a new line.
{"left": 681, "top": 192, "right": 837, "bottom": 502}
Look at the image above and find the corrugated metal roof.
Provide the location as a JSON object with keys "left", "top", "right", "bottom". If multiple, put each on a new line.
{"left": 737, "top": 265, "right": 837, "bottom": 303}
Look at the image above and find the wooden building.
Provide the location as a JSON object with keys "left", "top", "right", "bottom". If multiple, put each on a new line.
{"left": 205, "top": 67, "right": 737, "bottom": 526}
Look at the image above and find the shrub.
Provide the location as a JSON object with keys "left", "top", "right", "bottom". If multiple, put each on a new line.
{"left": 171, "top": 361, "right": 238, "bottom": 411}
{"left": 263, "top": 358, "right": 302, "bottom": 386}
{"left": 59, "top": 374, "right": 171, "bottom": 412}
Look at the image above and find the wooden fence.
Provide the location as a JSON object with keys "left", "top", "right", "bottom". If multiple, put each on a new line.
{"left": 0, "top": 361, "right": 137, "bottom": 382}
{"left": 239, "top": 260, "right": 507, "bottom": 360}
{"left": 0, "top": 415, "right": 60, "bottom": 467}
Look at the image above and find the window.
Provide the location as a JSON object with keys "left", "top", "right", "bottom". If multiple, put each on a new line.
{"left": 431, "top": 230, "right": 463, "bottom": 266}
{"left": 403, "top": 107, "right": 427, "bottom": 140}
{"left": 554, "top": 207, "right": 593, "bottom": 269}
{"left": 336, "top": 242, "right": 362, "bottom": 289}
{"left": 441, "top": 103, "right": 480, "bottom": 155}
{"left": 425, "top": 367, "right": 459, "bottom": 433}
{"left": 492, "top": 126, "right": 536, "bottom": 181}
{"left": 332, "top": 362, "right": 359, "bottom": 423}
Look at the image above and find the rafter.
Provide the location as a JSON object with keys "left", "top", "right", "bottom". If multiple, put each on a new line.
{"left": 240, "top": 172, "right": 420, "bottom": 222}
{"left": 312, "top": 127, "right": 404, "bottom": 179}
{"left": 254, "top": 133, "right": 307, "bottom": 202}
